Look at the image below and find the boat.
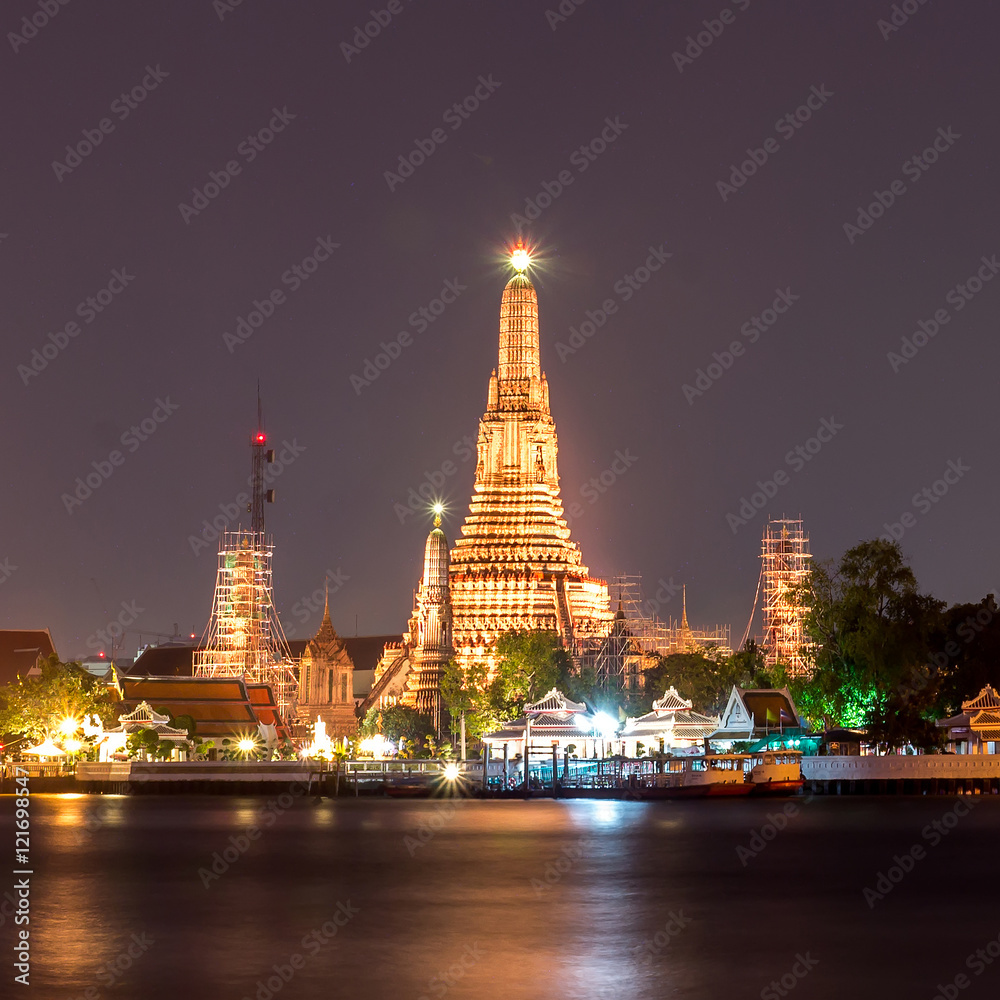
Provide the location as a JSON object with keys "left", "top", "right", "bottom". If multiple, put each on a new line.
{"left": 639, "top": 754, "right": 754, "bottom": 799}
{"left": 747, "top": 750, "right": 804, "bottom": 795}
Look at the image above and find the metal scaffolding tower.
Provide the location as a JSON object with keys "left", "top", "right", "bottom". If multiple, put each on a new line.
{"left": 759, "top": 518, "right": 812, "bottom": 677}
{"left": 591, "top": 575, "right": 732, "bottom": 693}
{"left": 193, "top": 397, "right": 296, "bottom": 718}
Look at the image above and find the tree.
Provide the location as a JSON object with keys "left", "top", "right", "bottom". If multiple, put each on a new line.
{"left": 797, "top": 539, "right": 945, "bottom": 750}
{"left": 440, "top": 631, "right": 581, "bottom": 743}
{"left": 930, "top": 594, "right": 1000, "bottom": 716}
{"left": 358, "top": 704, "right": 434, "bottom": 748}
{"left": 490, "top": 630, "right": 571, "bottom": 712}
{"left": 440, "top": 659, "right": 506, "bottom": 743}
{"left": 0, "top": 655, "right": 119, "bottom": 744}
{"left": 643, "top": 648, "right": 738, "bottom": 716}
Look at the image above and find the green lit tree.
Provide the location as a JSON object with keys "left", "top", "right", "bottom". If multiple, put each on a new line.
{"left": 796, "top": 539, "right": 945, "bottom": 750}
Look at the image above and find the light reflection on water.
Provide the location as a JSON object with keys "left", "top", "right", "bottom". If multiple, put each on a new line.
{"left": 7, "top": 794, "right": 999, "bottom": 999}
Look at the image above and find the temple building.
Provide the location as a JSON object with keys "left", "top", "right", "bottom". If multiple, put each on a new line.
{"left": 936, "top": 685, "right": 1000, "bottom": 754}
{"left": 363, "top": 515, "right": 455, "bottom": 730}
{"left": 709, "top": 686, "right": 805, "bottom": 748}
{"left": 482, "top": 688, "right": 606, "bottom": 760}
{"left": 295, "top": 594, "right": 358, "bottom": 740}
{"left": 621, "top": 686, "right": 720, "bottom": 756}
{"left": 449, "top": 246, "right": 614, "bottom": 670}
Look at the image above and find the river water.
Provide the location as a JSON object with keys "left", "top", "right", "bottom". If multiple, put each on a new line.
{"left": 4, "top": 793, "right": 999, "bottom": 999}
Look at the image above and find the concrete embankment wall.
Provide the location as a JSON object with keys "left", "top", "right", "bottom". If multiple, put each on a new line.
{"left": 803, "top": 755, "right": 1000, "bottom": 795}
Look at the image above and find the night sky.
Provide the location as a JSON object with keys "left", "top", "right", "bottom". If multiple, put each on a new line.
{"left": 4, "top": 1, "right": 998, "bottom": 659}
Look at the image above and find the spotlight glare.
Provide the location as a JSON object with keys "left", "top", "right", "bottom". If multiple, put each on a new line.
{"left": 510, "top": 246, "right": 531, "bottom": 272}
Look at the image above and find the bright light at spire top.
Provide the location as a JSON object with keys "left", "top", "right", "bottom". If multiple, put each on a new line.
{"left": 510, "top": 244, "right": 531, "bottom": 272}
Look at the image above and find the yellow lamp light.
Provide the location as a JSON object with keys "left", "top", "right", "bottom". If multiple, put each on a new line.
{"left": 510, "top": 246, "right": 531, "bottom": 272}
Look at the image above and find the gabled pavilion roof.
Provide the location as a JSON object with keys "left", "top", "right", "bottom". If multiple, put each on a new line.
{"left": 118, "top": 701, "right": 171, "bottom": 725}
{"left": 653, "top": 686, "right": 693, "bottom": 713}
{"left": 711, "top": 686, "right": 802, "bottom": 739}
{"left": 525, "top": 688, "right": 587, "bottom": 717}
{"left": 962, "top": 685, "right": 1000, "bottom": 712}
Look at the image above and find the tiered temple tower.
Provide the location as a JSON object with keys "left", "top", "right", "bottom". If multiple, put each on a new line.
{"left": 406, "top": 513, "right": 454, "bottom": 725}
{"left": 296, "top": 592, "right": 358, "bottom": 739}
{"left": 449, "top": 247, "right": 613, "bottom": 669}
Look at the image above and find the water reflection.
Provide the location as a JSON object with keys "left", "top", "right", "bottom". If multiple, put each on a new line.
{"left": 11, "top": 795, "right": 1000, "bottom": 999}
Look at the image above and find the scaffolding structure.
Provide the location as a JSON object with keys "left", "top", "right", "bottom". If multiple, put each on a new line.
{"left": 759, "top": 518, "right": 812, "bottom": 677}
{"left": 193, "top": 531, "right": 296, "bottom": 708}
{"left": 591, "top": 575, "right": 732, "bottom": 693}
{"left": 193, "top": 400, "right": 296, "bottom": 719}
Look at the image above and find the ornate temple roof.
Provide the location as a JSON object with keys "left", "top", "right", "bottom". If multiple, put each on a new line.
{"left": 525, "top": 687, "right": 588, "bottom": 717}
{"left": 447, "top": 254, "right": 613, "bottom": 662}
{"left": 962, "top": 685, "right": 1000, "bottom": 712}
{"left": 653, "top": 686, "right": 693, "bottom": 713}
{"left": 305, "top": 590, "right": 346, "bottom": 660}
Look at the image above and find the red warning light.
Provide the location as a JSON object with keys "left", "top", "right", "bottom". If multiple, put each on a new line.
{"left": 255, "top": 433, "right": 266, "bottom": 444}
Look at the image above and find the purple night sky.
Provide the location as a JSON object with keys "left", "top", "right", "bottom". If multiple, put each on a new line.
{"left": 3, "top": 0, "right": 998, "bottom": 657}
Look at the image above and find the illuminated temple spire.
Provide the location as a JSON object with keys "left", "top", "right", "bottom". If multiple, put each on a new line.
{"left": 448, "top": 243, "right": 613, "bottom": 669}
